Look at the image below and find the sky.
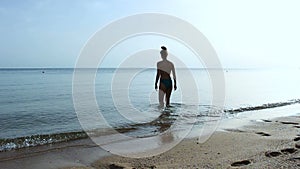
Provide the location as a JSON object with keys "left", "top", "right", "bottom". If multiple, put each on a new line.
{"left": 1, "top": 0, "right": 300, "bottom": 68}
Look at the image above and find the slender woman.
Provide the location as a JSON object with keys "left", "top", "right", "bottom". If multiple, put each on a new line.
{"left": 155, "top": 46, "right": 177, "bottom": 107}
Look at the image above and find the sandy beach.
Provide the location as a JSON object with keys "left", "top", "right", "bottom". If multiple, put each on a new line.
{"left": 2, "top": 1, "right": 300, "bottom": 168}
{"left": 0, "top": 115, "right": 299, "bottom": 169}
{"left": 88, "top": 116, "right": 300, "bottom": 169}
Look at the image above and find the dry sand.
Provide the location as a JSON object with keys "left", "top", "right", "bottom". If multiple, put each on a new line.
{"left": 1, "top": 116, "right": 300, "bottom": 169}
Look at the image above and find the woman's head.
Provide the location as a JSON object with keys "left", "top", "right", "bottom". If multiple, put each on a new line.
{"left": 160, "top": 46, "right": 168, "bottom": 60}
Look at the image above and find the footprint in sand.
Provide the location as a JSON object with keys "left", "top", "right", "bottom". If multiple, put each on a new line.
{"left": 255, "top": 132, "right": 271, "bottom": 136}
{"left": 289, "top": 157, "right": 300, "bottom": 162}
{"left": 280, "top": 121, "right": 299, "bottom": 125}
{"left": 265, "top": 151, "right": 282, "bottom": 157}
{"left": 231, "top": 160, "right": 251, "bottom": 167}
{"left": 294, "top": 137, "right": 300, "bottom": 142}
{"left": 224, "top": 129, "right": 245, "bottom": 133}
{"left": 265, "top": 148, "right": 297, "bottom": 158}
{"left": 109, "top": 164, "right": 125, "bottom": 169}
{"left": 281, "top": 148, "right": 297, "bottom": 154}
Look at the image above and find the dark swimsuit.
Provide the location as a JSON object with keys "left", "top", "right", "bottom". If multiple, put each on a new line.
{"left": 160, "top": 78, "right": 172, "bottom": 90}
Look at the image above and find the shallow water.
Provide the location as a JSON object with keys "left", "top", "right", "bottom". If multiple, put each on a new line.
{"left": 0, "top": 68, "right": 300, "bottom": 151}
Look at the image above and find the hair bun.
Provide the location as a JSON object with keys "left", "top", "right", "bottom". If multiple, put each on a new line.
{"left": 161, "top": 46, "right": 167, "bottom": 50}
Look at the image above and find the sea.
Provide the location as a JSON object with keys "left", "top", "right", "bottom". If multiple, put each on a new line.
{"left": 0, "top": 68, "right": 300, "bottom": 151}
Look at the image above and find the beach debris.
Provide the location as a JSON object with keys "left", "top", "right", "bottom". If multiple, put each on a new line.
{"left": 295, "top": 143, "right": 300, "bottom": 149}
{"left": 265, "top": 151, "right": 282, "bottom": 157}
{"left": 262, "top": 119, "right": 272, "bottom": 123}
{"left": 255, "top": 132, "right": 271, "bottom": 137}
{"left": 231, "top": 160, "right": 251, "bottom": 167}
{"left": 294, "top": 125, "right": 300, "bottom": 128}
{"left": 281, "top": 148, "right": 297, "bottom": 154}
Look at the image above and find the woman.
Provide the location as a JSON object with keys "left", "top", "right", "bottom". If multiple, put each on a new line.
{"left": 155, "top": 46, "right": 177, "bottom": 107}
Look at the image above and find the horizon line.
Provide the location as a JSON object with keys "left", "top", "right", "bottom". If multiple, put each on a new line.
{"left": 0, "top": 67, "right": 297, "bottom": 70}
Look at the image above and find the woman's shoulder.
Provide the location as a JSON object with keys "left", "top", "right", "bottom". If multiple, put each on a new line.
{"left": 157, "top": 60, "right": 174, "bottom": 66}
{"left": 167, "top": 60, "right": 174, "bottom": 66}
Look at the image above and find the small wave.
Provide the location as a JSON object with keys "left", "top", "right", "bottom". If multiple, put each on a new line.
{"left": 0, "top": 131, "right": 88, "bottom": 152}
{"left": 0, "top": 103, "right": 220, "bottom": 151}
{"left": 224, "top": 99, "right": 300, "bottom": 114}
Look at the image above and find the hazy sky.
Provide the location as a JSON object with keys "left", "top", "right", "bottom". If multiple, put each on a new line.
{"left": 1, "top": 0, "right": 300, "bottom": 68}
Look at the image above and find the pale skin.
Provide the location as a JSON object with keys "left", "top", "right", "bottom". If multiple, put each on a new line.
{"left": 155, "top": 49, "right": 177, "bottom": 107}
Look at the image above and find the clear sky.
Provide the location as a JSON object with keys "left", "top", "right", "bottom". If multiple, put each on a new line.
{"left": 1, "top": 0, "right": 300, "bottom": 68}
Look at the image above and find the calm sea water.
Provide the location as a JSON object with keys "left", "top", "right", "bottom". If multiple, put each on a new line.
{"left": 0, "top": 68, "right": 300, "bottom": 151}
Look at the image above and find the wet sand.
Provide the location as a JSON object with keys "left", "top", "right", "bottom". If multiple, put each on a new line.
{"left": 1, "top": 116, "right": 300, "bottom": 169}
{"left": 89, "top": 116, "right": 300, "bottom": 169}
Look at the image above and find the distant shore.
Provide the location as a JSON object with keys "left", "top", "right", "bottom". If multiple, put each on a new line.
{"left": 1, "top": 115, "right": 300, "bottom": 169}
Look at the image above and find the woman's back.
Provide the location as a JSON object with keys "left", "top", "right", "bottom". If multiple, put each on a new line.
{"left": 157, "top": 60, "right": 174, "bottom": 79}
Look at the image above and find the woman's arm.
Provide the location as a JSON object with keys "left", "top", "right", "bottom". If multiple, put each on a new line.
{"left": 172, "top": 63, "right": 177, "bottom": 90}
{"left": 155, "top": 63, "right": 160, "bottom": 90}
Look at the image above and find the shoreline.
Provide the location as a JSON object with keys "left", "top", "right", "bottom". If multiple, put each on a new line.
{"left": 86, "top": 115, "right": 300, "bottom": 169}
{"left": 1, "top": 114, "right": 300, "bottom": 168}
{"left": 1, "top": 103, "right": 299, "bottom": 153}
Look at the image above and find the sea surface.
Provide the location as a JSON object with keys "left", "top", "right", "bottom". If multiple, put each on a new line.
{"left": 0, "top": 68, "right": 300, "bottom": 151}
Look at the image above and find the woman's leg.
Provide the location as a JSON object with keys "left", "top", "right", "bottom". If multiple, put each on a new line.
{"left": 159, "top": 82, "right": 167, "bottom": 107}
{"left": 158, "top": 89, "right": 165, "bottom": 107}
{"left": 165, "top": 88, "right": 172, "bottom": 106}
